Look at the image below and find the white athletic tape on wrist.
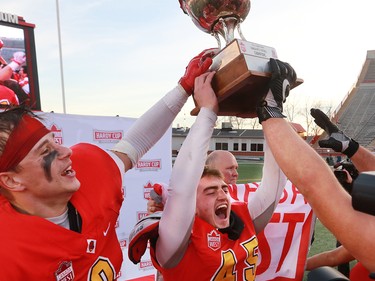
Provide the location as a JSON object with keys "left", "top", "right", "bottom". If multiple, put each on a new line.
{"left": 8, "top": 61, "right": 20, "bottom": 71}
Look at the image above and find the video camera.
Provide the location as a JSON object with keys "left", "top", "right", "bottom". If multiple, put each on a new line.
{"left": 333, "top": 170, "right": 349, "bottom": 184}
{"left": 334, "top": 161, "right": 358, "bottom": 181}
{"left": 308, "top": 172, "right": 375, "bottom": 281}
{"left": 333, "top": 161, "right": 359, "bottom": 194}
{"left": 333, "top": 161, "right": 375, "bottom": 216}
{"left": 352, "top": 171, "right": 375, "bottom": 216}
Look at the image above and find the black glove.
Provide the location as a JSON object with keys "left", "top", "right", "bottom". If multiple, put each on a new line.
{"left": 310, "top": 108, "right": 359, "bottom": 158}
{"left": 257, "top": 58, "right": 297, "bottom": 123}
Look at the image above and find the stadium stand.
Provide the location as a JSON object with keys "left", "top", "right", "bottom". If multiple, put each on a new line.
{"left": 330, "top": 50, "right": 375, "bottom": 150}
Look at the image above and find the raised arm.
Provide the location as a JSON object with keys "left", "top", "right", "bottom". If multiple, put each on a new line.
{"left": 156, "top": 72, "right": 218, "bottom": 268}
{"left": 247, "top": 140, "right": 287, "bottom": 234}
{"left": 0, "top": 51, "right": 26, "bottom": 81}
{"left": 310, "top": 108, "right": 375, "bottom": 172}
{"left": 258, "top": 59, "right": 375, "bottom": 272}
{"left": 111, "top": 49, "right": 217, "bottom": 171}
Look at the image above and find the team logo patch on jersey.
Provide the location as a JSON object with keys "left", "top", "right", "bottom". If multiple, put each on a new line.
{"left": 207, "top": 230, "right": 221, "bottom": 251}
{"left": 87, "top": 239, "right": 97, "bottom": 254}
{"left": 55, "top": 261, "right": 74, "bottom": 281}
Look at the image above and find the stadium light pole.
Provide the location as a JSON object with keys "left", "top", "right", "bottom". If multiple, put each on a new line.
{"left": 55, "top": 0, "right": 67, "bottom": 114}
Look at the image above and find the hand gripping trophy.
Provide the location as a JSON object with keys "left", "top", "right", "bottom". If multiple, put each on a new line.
{"left": 179, "top": 0, "right": 302, "bottom": 117}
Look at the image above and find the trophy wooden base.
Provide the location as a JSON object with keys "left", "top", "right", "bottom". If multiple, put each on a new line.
{"left": 191, "top": 39, "right": 303, "bottom": 117}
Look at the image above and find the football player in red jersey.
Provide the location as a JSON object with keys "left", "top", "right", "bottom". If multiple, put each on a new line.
{"left": 129, "top": 59, "right": 293, "bottom": 280}
{"left": 0, "top": 84, "right": 19, "bottom": 106}
{"left": 0, "top": 48, "right": 216, "bottom": 280}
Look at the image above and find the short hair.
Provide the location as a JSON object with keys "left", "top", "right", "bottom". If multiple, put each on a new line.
{"left": 202, "top": 166, "right": 224, "bottom": 180}
{"left": 0, "top": 105, "right": 39, "bottom": 157}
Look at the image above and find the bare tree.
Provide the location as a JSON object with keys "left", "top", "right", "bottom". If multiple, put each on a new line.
{"left": 284, "top": 95, "right": 300, "bottom": 122}
{"left": 300, "top": 99, "right": 333, "bottom": 136}
{"left": 229, "top": 116, "right": 245, "bottom": 129}
{"left": 247, "top": 118, "right": 261, "bottom": 129}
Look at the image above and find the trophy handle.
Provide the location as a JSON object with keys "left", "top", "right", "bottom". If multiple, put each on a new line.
{"left": 237, "top": 20, "right": 247, "bottom": 41}
{"left": 213, "top": 33, "right": 222, "bottom": 49}
{"left": 213, "top": 17, "right": 246, "bottom": 48}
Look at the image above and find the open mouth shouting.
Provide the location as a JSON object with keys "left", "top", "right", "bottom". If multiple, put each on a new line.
{"left": 215, "top": 203, "right": 229, "bottom": 228}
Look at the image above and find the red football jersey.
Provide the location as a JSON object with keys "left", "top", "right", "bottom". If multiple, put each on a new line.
{"left": 0, "top": 143, "right": 123, "bottom": 280}
{"left": 0, "top": 84, "right": 19, "bottom": 105}
{"left": 350, "top": 262, "right": 372, "bottom": 281}
{"left": 153, "top": 203, "right": 259, "bottom": 281}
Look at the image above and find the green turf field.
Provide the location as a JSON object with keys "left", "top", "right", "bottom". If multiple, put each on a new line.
{"left": 303, "top": 219, "right": 336, "bottom": 280}
{"left": 237, "top": 161, "right": 264, "bottom": 183}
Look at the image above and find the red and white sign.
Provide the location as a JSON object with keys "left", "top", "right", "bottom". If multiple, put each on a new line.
{"left": 229, "top": 181, "right": 314, "bottom": 281}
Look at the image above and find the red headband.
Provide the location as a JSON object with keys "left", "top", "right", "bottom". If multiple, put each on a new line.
{"left": 0, "top": 114, "right": 50, "bottom": 172}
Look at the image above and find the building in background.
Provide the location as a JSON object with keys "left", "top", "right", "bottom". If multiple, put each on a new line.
{"left": 172, "top": 122, "right": 306, "bottom": 160}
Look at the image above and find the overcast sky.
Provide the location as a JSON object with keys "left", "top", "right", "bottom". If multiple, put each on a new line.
{"left": 1, "top": 0, "right": 375, "bottom": 127}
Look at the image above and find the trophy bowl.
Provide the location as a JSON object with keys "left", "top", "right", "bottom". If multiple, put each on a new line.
{"left": 182, "top": 0, "right": 251, "bottom": 43}
{"left": 180, "top": 0, "right": 303, "bottom": 117}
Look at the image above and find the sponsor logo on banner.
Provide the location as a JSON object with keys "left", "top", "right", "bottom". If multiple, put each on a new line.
{"left": 136, "top": 159, "right": 162, "bottom": 171}
{"left": 93, "top": 130, "right": 123, "bottom": 143}
{"left": 140, "top": 260, "right": 153, "bottom": 270}
{"left": 54, "top": 261, "right": 74, "bottom": 281}
{"left": 50, "top": 124, "right": 63, "bottom": 145}
{"left": 207, "top": 230, "right": 221, "bottom": 251}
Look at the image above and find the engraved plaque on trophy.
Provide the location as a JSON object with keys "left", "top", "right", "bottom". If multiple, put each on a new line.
{"left": 180, "top": 0, "right": 303, "bottom": 117}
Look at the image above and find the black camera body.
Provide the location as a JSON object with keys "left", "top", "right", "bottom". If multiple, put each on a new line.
{"left": 352, "top": 172, "right": 375, "bottom": 216}
{"left": 334, "top": 170, "right": 348, "bottom": 184}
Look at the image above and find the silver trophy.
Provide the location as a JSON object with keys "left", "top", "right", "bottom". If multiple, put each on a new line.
{"left": 180, "top": 0, "right": 302, "bottom": 117}
{"left": 181, "top": 0, "right": 250, "bottom": 48}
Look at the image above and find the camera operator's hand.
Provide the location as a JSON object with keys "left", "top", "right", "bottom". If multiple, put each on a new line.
{"left": 311, "top": 108, "right": 359, "bottom": 158}
{"left": 257, "top": 58, "right": 297, "bottom": 123}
